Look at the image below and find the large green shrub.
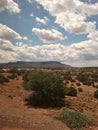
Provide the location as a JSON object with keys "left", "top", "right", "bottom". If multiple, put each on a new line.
{"left": 23, "top": 71, "right": 65, "bottom": 107}
{"left": 57, "top": 110, "right": 88, "bottom": 130}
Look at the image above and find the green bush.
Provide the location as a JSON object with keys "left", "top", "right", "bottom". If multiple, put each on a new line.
{"left": 76, "top": 82, "right": 81, "bottom": 86}
{"left": 95, "top": 85, "right": 98, "bottom": 89}
{"left": 91, "top": 73, "right": 98, "bottom": 82}
{"left": 64, "top": 87, "right": 77, "bottom": 97}
{"left": 77, "top": 73, "right": 88, "bottom": 83}
{"left": 7, "top": 74, "right": 17, "bottom": 80}
{"left": 70, "top": 79, "right": 76, "bottom": 82}
{"left": 83, "top": 81, "right": 92, "bottom": 86}
{"left": 64, "top": 87, "right": 70, "bottom": 95}
{"left": 0, "top": 75, "right": 9, "bottom": 84}
{"left": 93, "top": 84, "right": 95, "bottom": 87}
{"left": 9, "top": 67, "right": 18, "bottom": 73}
{"left": 63, "top": 72, "right": 72, "bottom": 81}
{"left": 94, "top": 90, "right": 98, "bottom": 99}
{"left": 9, "top": 67, "right": 22, "bottom": 75}
{"left": 23, "top": 71, "right": 65, "bottom": 107}
{"left": 66, "top": 81, "right": 69, "bottom": 84}
{"left": 68, "top": 87, "right": 77, "bottom": 96}
{"left": 57, "top": 110, "right": 88, "bottom": 130}
{"left": 78, "top": 87, "right": 83, "bottom": 92}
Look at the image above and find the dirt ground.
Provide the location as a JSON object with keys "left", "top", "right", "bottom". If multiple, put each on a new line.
{"left": 0, "top": 73, "right": 98, "bottom": 130}
{"left": 0, "top": 75, "right": 70, "bottom": 130}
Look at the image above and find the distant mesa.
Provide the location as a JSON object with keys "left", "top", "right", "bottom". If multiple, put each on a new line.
{"left": 0, "top": 61, "right": 71, "bottom": 68}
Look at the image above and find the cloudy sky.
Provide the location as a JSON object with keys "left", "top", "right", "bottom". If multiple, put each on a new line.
{"left": 0, "top": 0, "right": 98, "bottom": 67}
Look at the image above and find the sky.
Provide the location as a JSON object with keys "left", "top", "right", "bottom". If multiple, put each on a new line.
{"left": 0, "top": 0, "right": 98, "bottom": 67}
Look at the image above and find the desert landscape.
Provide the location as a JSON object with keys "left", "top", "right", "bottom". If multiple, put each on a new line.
{"left": 0, "top": 67, "right": 98, "bottom": 130}
{"left": 0, "top": 0, "right": 98, "bottom": 129}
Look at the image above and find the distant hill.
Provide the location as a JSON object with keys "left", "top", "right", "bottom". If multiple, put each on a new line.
{"left": 0, "top": 61, "right": 71, "bottom": 69}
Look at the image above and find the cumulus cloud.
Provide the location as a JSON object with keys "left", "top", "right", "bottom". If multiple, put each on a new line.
{"left": 55, "top": 12, "right": 96, "bottom": 34}
{"left": 0, "top": 24, "right": 21, "bottom": 41}
{"left": 35, "top": 0, "right": 98, "bottom": 34}
{"left": 67, "top": 40, "right": 98, "bottom": 66}
{"left": 78, "top": 2, "right": 98, "bottom": 16}
{"left": 32, "top": 28, "right": 64, "bottom": 43}
{"left": 0, "top": 0, "right": 20, "bottom": 14}
{"left": 0, "top": 39, "right": 15, "bottom": 51}
{"left": 0, "top": 38, "right": 19, "bottom": 63}
{"left": 36, "top": 16, "right": 49, "bottom": 25}
{"left": 0, "top": 0, "right": 98, "bottom": 67}
{"left": 87, "top": 30, "right": 98, "bottom": 41}
{"left": 36, "top": 17, "right": 46, "bottom": 25}
{"left": 0, "top": 37, "right": 98, "bottom": 67}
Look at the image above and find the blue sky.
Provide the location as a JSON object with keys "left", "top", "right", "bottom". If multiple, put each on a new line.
{"left": 0, "top": 0, "right": 98, "bottom": 67}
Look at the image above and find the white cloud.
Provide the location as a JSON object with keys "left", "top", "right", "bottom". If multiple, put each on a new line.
{"left": 35, "top": 0, "right": 98, "bottom": 34}
{"left": 67, "top": 40, "right": 98, "bottom": 66}
{"left": 44, "top": 16, "right": 49, "bottom": 22}
{"left": 28, "top": 0, "right": 34, "bottom": 4}
{"left": 0, "top": 39, "right": 98, "bottom": 67}
{"left": 0, "top": 24, "right": 21, "bottom": 41}
{"left": 0, "top": 38, "right": 19, "bottom": 63}
{"left": 35, "top": 16, "right": 49, "bottom": 25}
{"left": 32, "top": 28, "right": 64, "bottom": 43}
{"left": 0, "top": 0, "right": 98, "bottom": 67}
{"left": 78, "top": 2, "right": 98, "bottom": 16}
{"left": 0, "top": 39, "right": 15, "bottom": 51}
{"left": 0, "top": 50, "right": 18, "bottom": 63}
{"left": 15, "top": 40, "right": 98, "bottom": 67}
{"left": 0, "top": 24, "right": 28, "bottom": 42}
{"left": 36, "top": 17, "right": 46, "bottom": 25}
{"left": 37, "top": 5, "right": 40, "bottom": 9}
{"left": 87, "top": 30, "right": 98, "bottom": 41}
{"left": 30, "top": 12, "right": 34, "bottom": 17}
{"left": 22, "top": 36, "right": 28, "bottom": 40}
{"left": 64, "top": 36, "right": 67, "bottom": 39}
{"left": 0, "top": 0, "right": 20, "bottom": 14}
{"left": 55, "top": 11, "right": 96, "bottom": 34}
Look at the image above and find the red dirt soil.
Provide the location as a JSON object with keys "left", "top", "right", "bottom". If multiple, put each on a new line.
{"left": 0, "top": 74, "right": 98, "bottom": 130}
{"left": 0, "top": 75, "right": 70, "bottom": 130}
